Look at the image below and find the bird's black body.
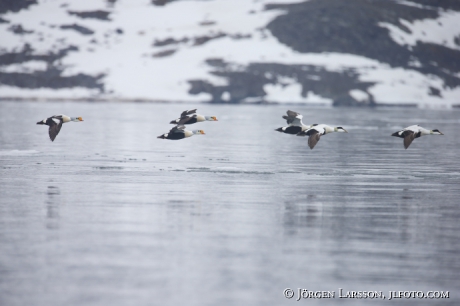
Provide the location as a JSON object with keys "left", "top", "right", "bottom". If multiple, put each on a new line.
{"left": 392, "top": 128, "right": 424, "bottom": 149}
{"left": 157, "top": 133, "right": 185, "bottom": 140}
{"left": 170, "top": 109, "right": 198, "bottom": 125}
{"left": 157, "top": 125, "right": 187, "bottom": 140}
{"left": 275, "top": 126, "right": 302, "bottom": 135}
{"left": 170, "top": 116, "right": 198, "bottom": 125}
{"left": 391, "top": 131, "right": 421, "bottom": 138}
{"left": 275, "top": 110, "right": 310, "bottom": 136}
{"left": 39, "top": 118, "right": 56, "bottom": 126}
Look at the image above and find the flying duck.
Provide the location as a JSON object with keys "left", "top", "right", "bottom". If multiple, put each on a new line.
{"left": 391, "top": 125, "right": 444, "bottom": 149}
{"left": 275, "top": 110, "right": 311, "bottom": 135}
{"left": 297, "top": 124, "right": 348, "bottom": 149}
{"left": 157, "top": 125, "right": 205, "bottom": 140}
{"left": 37, "top": 114, "right": 83, "bottom": 141}
{"left": 170, "top": 109, "right": 217, "bottom": 125}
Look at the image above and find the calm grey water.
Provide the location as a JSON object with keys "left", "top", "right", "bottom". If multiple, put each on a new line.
{"left": 0, "top": 101, "right": 459, "bottom": 306}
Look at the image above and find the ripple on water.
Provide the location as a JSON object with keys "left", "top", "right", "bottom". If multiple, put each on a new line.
{"left": 186, "top": 167, "right": 275, "bottom": 175}
{"left": 93, "top": 166, "right": 124, "bottom": 170}
{"left": 0, "top": 150, "right": 40, "bottom": 155}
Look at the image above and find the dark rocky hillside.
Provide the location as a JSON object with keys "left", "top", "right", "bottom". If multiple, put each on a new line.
{"left": 0, "top": 0, "right": 459, "bottom": 105}
{"left": 0, "top": 0, "right": 37, "bottom": 15}
{"left": 189, "top": 60, "right": 376, "bottom": 106}
{"left": 265, "top": 0, "right": 460, "bottom": 89}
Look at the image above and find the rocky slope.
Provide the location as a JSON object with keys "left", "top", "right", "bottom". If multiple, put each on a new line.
{"left": 0, "top": 0, "right": 459, "bottom": 106}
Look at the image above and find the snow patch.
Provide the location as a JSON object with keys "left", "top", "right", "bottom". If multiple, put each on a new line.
{"left": 349, "top": 89, "right": 370, "bottom": 102}
{"left": 0, "top": 61, "right": 48, "bottom": 73}
{"left": 379, "top": 11, "right": 460, "bottom": 50}
{"left": 221, "top": 91, "right": 230, "bottom": 101}
{"left": 264, "top": 83, "right": 332, "bottom": 105}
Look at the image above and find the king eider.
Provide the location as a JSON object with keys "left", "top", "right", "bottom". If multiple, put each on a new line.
{"left": 275, "top": 110, "right": 311, "bottom": 135}
{"left": 37, "top": 114, "right": 83, "bottom": 142}
{"left": 297, "top": 124, "right": 348, "bottom": 149}
{"left": 391, "top": 125, "right": 444, "bottom": 149}
{"left": 157, "top": 125, "right": 205, "bottom": 140}
{"left": 170, "top": 109, "right": 217, "bottom": 125}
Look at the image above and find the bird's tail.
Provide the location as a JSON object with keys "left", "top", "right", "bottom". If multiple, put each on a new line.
{"left": 275, "top": 127, "right": 283, "bottom": 132}
{"left": 170, "top": 119, "right": 179, "bottom": 124}
{"left": 37, "top": 120, "right": 45, "bottom": 125}
{"left": 157, "top": 134, "right": 167, "bottom": 139}
{"left": 391, "top": 132, "right": 399, "bottom": 137}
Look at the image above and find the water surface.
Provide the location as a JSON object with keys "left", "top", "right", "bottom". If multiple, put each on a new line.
{"left": 0, "top": 102, "right": 459, "bottom": 305}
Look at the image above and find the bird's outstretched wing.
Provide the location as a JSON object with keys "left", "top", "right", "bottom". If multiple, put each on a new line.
{"left": 177, "top": 116, "right": 194, "bottom": 125}
{"left": 286, "top": 110, "right": 300, "bottom": 117}
{"left": 402, "top": 130, "right": 415, "bottom": 149}
{"left": 180, "top": 109, "right": 197, "bottom": 118}
{"left": 282, "top": 110, "right": 303, "bottom": 126}
{"left": 306, "top": 129, "right": 321, "bottom": 150}
{"left": 170, "top": 125, "right": 186, "bottom": 133}
{"left": 48, "top": 119, "right": 63, "bottom": 142}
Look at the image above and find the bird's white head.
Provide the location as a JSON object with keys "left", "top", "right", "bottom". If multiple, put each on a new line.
{"left": 205, "top": 116, "right": 218, "bottom": 121}
{"left": 334, "top": 126, "right": 348, "bottom": 133}
{"left": 430, "top": 129, "right": 444, "bottom": 135}
{"left": 193, "top": 130, "right": 206, "bottom": 135}
{"left": 71, "top": 117, "right": 84, "bottom": 122}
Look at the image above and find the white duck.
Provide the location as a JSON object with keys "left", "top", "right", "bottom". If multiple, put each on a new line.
{"left": 157, "top": 125, "right": 205, "bottom": 140}
{"left": 297, "top": 124, "right": 348, "bottom": 149}
{"left": 170, "top": 109, "right": 217, "bottom": 125}
{"left": 275, "top": 110, "right": 311, "bottom": 135}
{"left": 37, "top": 114, "right": 83, "bottom": 142}
{"left": 391, "top": 125, "right": 443, "bottom": 149}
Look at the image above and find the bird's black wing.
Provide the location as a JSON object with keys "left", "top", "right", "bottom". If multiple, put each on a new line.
{"left": 282, "top": 115, "right": 294, "bottom": 125}
{"left": 282, "top": 110, "right": 300, "bottom": 124}
{"left": 286, "top": 110, "right": 300, "bottom": 117}
{"left": 180, "top": 109, "right": 197, "bottom": 117}
{"left": 177, "top": 116, "right": 194, "bottom": 125}
{"left": 402, "top": 130, "right": 415, "bottom": 149}
{"left": 305, "top": 128, "right": 323, "bottom": 150}
{"left": 48, "top": 119, "right": 63, "bottom": 142}
{"left": 170, "top": 125, "right": 186, "bottom": 133}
